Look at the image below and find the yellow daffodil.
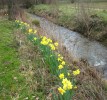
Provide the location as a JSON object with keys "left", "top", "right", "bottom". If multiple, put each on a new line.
{"left": 62, "top": 78, "right": 73, "bottom": 90}
{"left": 58, "top": 87, "right": 65, "bottom": 95}
{"left": 58, "top": 54, "right": 61, "bottom": 57}
{"left": 62, "top": 78, "right": 68, "bottom": 84}
{"left": 73, "top": 69, "right": 80, "bottom": 76}
{"left": 61, "top": 61, "right": 65, "bottom": 65}
{"left": 24, "top": 23, "right": 27, "bottom": 26}
{"left": 48, "top": 39, "right": 52, "bottom": 43}
{"left": 21, "top": 22, "right": 24, "bottom": 24}
{"left": 74, "top": 86, "right": 77, "bottom": 89}
{"left": 54, "top": 42, "right": 58, "bottom": 46}
{"left": 49, "top": 44, "right": 55, "bottom": 50}
{"left": 68, "top": 72, "right": 70, "bottom": 76}
{"left": 28, "top": 29, "right": 33, "bottom": 33}
{"left": 58, "top": 65, "right": 63, "bottom": 69}
{"left": 59, "top": 73, "right": 64, "bottom": 79}
{"left": 34, "top": 30, "right": 37, "bottom": 34}
{"left": 58, "top": 56, "right": 63, "bottom": 62}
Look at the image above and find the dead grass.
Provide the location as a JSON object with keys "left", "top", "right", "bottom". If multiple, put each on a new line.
{"left": 15, "top": 13, "right": 107, "bottom": 99}
{"left": 14, "top": 29, "right": 59, "bottom": 99}
{"left": 32, "top": 24, "right": 107, "bottom": 100}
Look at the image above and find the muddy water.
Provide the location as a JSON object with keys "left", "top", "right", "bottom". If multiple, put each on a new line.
{"left": 30, "top": 14, "right": 107, "bottom": 78}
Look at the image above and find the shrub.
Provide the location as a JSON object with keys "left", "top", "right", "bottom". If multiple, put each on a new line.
{"left": 32, "top": 19, "right": 40, "bottom": 27}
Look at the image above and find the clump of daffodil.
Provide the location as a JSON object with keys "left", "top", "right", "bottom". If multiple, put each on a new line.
{"left": 73, "top": 69, "right": 80, "bottom": 76}
{"left": 40, "top": 36, "right": 56, "bottom": 50}
{"left": 41, "top": 36, "right": 49, "bottom": 45}
{"left": 62, "top": 78, "right": 73, "bottom": 90}
{"left": 58, "top": 87, "right": 65, "bottom": 95}
{"left": 15, "top": 20, "right": 79, "bottom": 99}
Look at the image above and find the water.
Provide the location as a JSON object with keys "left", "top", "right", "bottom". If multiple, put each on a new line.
{"left": 29, "top": 14, "right": 107, "bottom": 78}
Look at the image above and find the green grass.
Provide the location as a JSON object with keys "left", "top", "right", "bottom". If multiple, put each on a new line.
{"left": 0, "top": 20, "right": 40, "bottom": 100}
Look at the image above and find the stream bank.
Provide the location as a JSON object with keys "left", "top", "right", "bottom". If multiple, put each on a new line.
{"left": 28, "top": 13, "right": 107, "bottom": 79}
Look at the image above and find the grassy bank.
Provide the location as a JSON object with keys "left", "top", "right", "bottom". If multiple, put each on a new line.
{"left": 29, "top": 3, "right": 107, "bottom": 46}
{"left": 0, "top": 19, "right": 47, "bottom": 99}
{"left": 0, "top": 17, "right": 107, "bottom": 99}
{"left": 15, "top": 19, "right": 107, "bottom": 100}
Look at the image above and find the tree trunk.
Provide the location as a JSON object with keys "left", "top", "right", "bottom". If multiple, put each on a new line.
{"left": 70, "top": 0, "right": 74, "bottom": 3}
{"left": 8, "top": 0, "right": 16, "bottom": 20}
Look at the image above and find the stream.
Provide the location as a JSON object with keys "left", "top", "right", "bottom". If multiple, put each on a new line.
{"left": 29, "top": 14, "right": 107, "bottom": 79}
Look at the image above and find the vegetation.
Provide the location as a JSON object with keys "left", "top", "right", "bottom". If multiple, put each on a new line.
{"left": 29, "top": 3, "right": 107, "bottom": 45}
{"left": 0, "top": 0, "right": 107, "bottom": 100}
{"left": 32, "top": 19, "right": 40, "bottom": 26}
{"left": 15, "top": 20, "right": 81, "bottom": 99}
{"left": 14, "top": 19, "right": 107, "bottom": 100}
{"left": 0, "top": 19, "right": 34, "bottom": 99}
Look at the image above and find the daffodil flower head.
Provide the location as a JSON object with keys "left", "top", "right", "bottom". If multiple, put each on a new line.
{"left": 58, "top": 54, "right": 61, "bottom": 57}
{"left": 58, "top": 87, "right": 65, "bottom": 95}
{"left": 74, "top": 86, "right": 77, "bottom": 89}
{"left": 49, "top": 43, "right": 55, "bottom": 50}
{"left": 34, "top": 30, "right": 37, "bottom": 34}
{"left": 28, "top": 28, "right": 33, "bottom": 33}
{"left": 62, "top": 78, "right": 73, "bottom": 90}
{"left": 54, "top": 42, "right": 58, "bottom": 46}
{"left": 59, "top": 73, "right": 64, "bottom": 79}
{"left": 58, "top": 64, "right": 63, "bottom": 69}
{"left": 61, "top": 61, "right": 65, "bottom": 65}
{"left": 73, "top": 69, "right": 80, "bottom": 76}
{"left": 67, "top": 72, "right": 70, "bottom": 76}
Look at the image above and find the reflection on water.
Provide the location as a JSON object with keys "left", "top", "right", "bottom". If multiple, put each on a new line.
{"left": 30, "top": 14, "right": 107, "bottom": 78}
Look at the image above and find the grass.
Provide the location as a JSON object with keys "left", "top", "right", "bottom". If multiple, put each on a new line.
{"left": 0, "top": 19, "right": 47, "bottom": 99}
{"left": 0, "top": 20, "right": 21, "bottom": 99}
{"left": 0, "top": 14, "right": 107, "bottom": 99}
{"left": 15, "top": 19, "right": 107, "bottom": 100}
{"left": 29, "top": 3, "right": 107, "bottom": 45}
{"left": 32, "top": 19, "right": 40, "bottom": 26}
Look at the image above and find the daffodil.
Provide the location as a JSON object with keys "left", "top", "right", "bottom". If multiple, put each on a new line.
{"left": 58, "top": 87, "right": 65, "bottom": 95}
{"left": 74, "top": 86, "right": 77, "bottom": 89}
{"left": 28, "top": 29, "right": 33, "bottom": 33}
{"left": 54, "top": 42, "right": 58, "bottom": 46}
{"left": 58, "top": 65, "right": 63, "bottom": 69}
{"left": 59, "top": 73, "right": 64, "bottom": 79}
{"left": 67, "top": 72, "right": 70, "bottom": 76}
{"left": 73, "top": 69, "right": 80, "bottom": 76}
{"left": 58, "top": 54, "right": 61, "bottom": 57}
{"left": 62, "top": 78, "right": 73, "bottom": 90}
{"left": 58, "top": 56, "right": 63, "bottom": 62}
{"left": 49, "top": 44, "right": 55, "bottom": 50}
{"left": 34, "top": 30, "right": 37, "bottom": 34}
{"left": 61, "top": 61, "right": 65, "bottom": 65}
